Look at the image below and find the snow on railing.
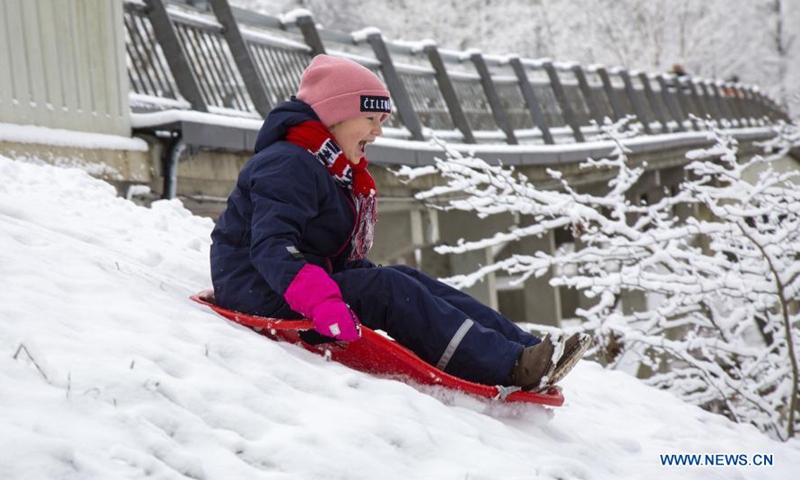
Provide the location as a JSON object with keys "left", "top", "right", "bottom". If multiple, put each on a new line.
{"left": 122, "top": 0, "right": 790, "bottom": 146}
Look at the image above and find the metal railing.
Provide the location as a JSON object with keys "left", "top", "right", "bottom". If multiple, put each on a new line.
{"left": 123, "top": 0, "right": 790, "bottom": 145}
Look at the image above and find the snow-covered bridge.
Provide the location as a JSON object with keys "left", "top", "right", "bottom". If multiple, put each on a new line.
{"left": 0, "top": 0, "right": 795, "bottom": 325}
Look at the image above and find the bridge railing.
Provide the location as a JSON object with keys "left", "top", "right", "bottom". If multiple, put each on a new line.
{"left": 124, "top": 0, "right": 790, "bottom": 147}
{"left": 124, "top": 1, "right": 183, "bottom": 108}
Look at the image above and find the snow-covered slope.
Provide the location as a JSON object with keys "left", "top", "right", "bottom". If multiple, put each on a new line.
{"left": 1, "top": 155, "right": 798, "bottom": 480}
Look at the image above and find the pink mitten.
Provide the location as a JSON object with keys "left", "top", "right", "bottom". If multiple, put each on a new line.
{"left": 284, "top": 263, "right": 361, "bottom": 341}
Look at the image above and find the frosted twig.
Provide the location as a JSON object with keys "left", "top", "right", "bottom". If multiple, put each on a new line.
{"left": 13, "top": 343, "right": 49, "bottom": 382}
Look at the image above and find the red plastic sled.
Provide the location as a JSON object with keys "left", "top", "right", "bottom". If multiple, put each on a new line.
{"left": 191, "top": 290, "right": 564, "bottom": 407}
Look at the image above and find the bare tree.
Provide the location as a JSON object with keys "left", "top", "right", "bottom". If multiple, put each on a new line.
{"left": 398, "top": 119, "right": 800, "bottom": 440}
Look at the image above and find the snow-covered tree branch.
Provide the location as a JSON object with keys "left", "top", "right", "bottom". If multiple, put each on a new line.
{"left": 397, "top": 119, "right": 800, "bottom": 440}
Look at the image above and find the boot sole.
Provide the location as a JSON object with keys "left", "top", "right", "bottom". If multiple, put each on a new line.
{"left": 547, "top": 335, "right": 592, "bottom": 386}
{"left": 515, "top": 334, "right": 557, "bottom": 391}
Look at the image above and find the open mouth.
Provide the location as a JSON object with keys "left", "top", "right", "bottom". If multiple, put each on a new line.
{"left": 359, "top": 141, "right": 368, "bottom": 155}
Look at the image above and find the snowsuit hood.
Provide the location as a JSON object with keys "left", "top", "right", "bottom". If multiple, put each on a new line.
{"left": 253, "top": 98, "right": 321, "bottom": 154}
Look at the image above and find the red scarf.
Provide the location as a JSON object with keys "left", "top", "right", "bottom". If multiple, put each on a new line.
{"left": 285, "top": 120, "right": 378, "bottom": 261}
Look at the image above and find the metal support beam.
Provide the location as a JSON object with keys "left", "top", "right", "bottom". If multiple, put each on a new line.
{"left": 725, "top": 83, "right": 749, "bottom": 127}
{"left": 750, "top": 88, "right": 767, "bottom": 122}
{"left": 744, "top": 88, "right": 762, "bottom": 120}
{"left": 509, "top": 58, "right": 553, "bottom": 144}
{"left": 470, "top": 52, "right": 517, "bottom": 144}
{"left": 734, "top": 86, "right": 756, "bottom": 126}
{"left": 696, "top": 81, "right": 722, "bottom": 123}
{"left": 596, "top": 67, "right": 624, "bottom": 121}
{"left": 295, "top": 14, "right": 325, "bottom": 56}
{"left": 543, "top": 61, "right": 584, "bottom": 142}
{"left": 144, "top": 0, "right": 208, "bottom": 111}
{"left": 709, "top": 81, "right": 737, "bottom": 126}
{"left": 619, "top": 69, "right": 651, "bottom": 134}
{"left": 759, "top": 92, "right": 775, "bottom": 121}
{"left": 366, "top": 32, "right": 425, "bottom": 140}
{"left": 573, "top": 65, "right": 604, "bottom": 125}
{"left": 674, "top": 77, "right": 701, "bottom": 130}
{"left": 208, "top": 0, "right": 272, "bottom": 116}
{"left": 656, "top": 75, "right": 686, "bottom": 132}
{"left": 639, "top": 73, "right": 668, "bottom": 132}
{"left": 686, "top": 78, "right": 711, "bottom": 121}
{"left": 423, "top": 44, "right": 476, "bottom": 144}
{"left": 751, "top": 90, "right": 769, "bottom": 121}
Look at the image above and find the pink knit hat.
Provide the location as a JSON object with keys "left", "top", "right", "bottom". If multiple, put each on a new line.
{"left": 296, "top": 54, "right": 391, "bottom": 127}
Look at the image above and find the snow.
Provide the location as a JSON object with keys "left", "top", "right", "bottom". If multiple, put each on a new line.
{"left": 0, "top": 122, "right": 148, "bottom": 152}
{"left": 521, "top": 58, "right": 551, "bottom": 68}
{"left": 129, "top": 93, "right": 191, "bottom": 111}
{"left": 350, "top": 26, "right": 383, "bottom": 43}
{"left": 391, "top": 38, "right": 437, "bottom": 54}
{"left": 165, "top": 6, "right": 223, "bottom": 31}
{"left": 392, "top": 61, "right": 437, "bottom": 76}
{"left": 130, "top": 110, "right": 264, "bottom": 131}
{"left": 396, "top": 118, "right": 800, "bottom": 440}
{"left": 239, "top": 27, "right": 311, "bottom": 54}
{"left": 239, "top": 26, "right": 311, "bottom": 52}
{"left": 279, "top": 8, "right": 314, "bottom": 24}
{"left": 1, "top": 154, "right": 799, "bottom": 479}
{"left": 327, "top": 49, "right": 382, "bottom": 68}
{"left": 375, "top": 126, "right": 778, "bottom": 155}
{"left": 460, "top": 48, "right": 483, "bottom": 61}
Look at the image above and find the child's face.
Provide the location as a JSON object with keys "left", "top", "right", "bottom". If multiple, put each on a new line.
{"left": 329, "top": 115, "right": 383, "bottom": 164}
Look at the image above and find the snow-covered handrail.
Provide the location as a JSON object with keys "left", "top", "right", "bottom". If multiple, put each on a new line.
{"left": 122, "top": 0, "right": 790, "bottom": 148}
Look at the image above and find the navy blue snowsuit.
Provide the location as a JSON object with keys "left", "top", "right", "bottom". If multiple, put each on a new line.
{"left": 210, "top": 99, "right": 540, "bottom": 385}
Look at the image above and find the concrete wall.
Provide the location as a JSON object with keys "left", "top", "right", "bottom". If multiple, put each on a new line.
{"left": 742, "top": 152, "right": 800, "bottom": 185}
{"left": 0, "top": 0, "right": 129, "bottom": 135}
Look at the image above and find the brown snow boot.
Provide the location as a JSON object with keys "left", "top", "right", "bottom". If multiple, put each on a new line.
{"left": 547, "top": 332, "right": 592, "bottom": 386}
{"left": 508, "top": 334, "right": 556, "bottom": 391}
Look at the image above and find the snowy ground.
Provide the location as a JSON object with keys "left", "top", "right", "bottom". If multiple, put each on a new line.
{"left": 1, "top": 155, "right": 798, "bottom": 480}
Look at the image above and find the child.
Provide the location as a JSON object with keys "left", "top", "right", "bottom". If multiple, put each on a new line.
{"left": 210, "top": 55, "right": 590, "bottom": 389}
